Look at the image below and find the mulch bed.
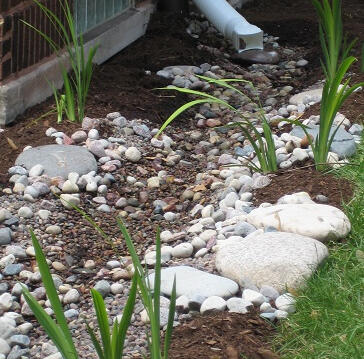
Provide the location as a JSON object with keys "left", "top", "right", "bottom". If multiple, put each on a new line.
{"left": 168, "top": 311, "right": 279, "bottom": 359}
{"left": 253, "top": 166, "right": 354, "bottom": 210}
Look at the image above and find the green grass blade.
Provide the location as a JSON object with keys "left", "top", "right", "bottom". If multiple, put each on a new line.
{"left": 85, "top": 321, "right": 105, "bottom": 359}
{"left": 29, "top": 230, "right": 77, "bottom": 354}
{"left": 153, "top": 228, "right": 161, "bottom": 337}
{"left": 91, "top": 289, "right": 112, "bottom": 358}
{"left": 22, "top": 288, "right": 77, "bottom": 359}
{"left": 157, "top": 99, "right": 219, "bottom": 136}
{"left": 163, "top": 275, "right": 177, "bottom": 359}
{"left": 114, "top": 274, "right": 138, "bottom": 359}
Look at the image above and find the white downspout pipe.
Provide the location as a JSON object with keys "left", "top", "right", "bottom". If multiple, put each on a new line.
{"left": 192, "top": 0, "right": 263, "bottom": 52}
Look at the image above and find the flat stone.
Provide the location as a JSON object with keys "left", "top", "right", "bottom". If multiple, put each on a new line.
{"left": 0, "top": 228, "right": 12, "bottom": 245}
{"left": 289, "top": 88, "right": 323, "bottom": 105}
{"left": 215, "top": 232, "right": 328, "bottom": 293}
{"left": 15, "top": 145, "right": 97, "bottom": 179}
{"left": 247, "top": 203, "right": 350, "bottom": 241}
{"left": 147, "top": 266, "right": 239, "bottom": 298}
{"left": 290, "top": 125, "right": 356, "bottom": 158}
{"left": 231, "top": 50, "right": 280, "bottom": 65}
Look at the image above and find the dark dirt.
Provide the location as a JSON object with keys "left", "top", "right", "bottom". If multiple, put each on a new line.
{"left": 253, "top": 166, "right": 354, "bottom": 209}
{"left": 168, "top": 311, "right": 279, "bottom": 359}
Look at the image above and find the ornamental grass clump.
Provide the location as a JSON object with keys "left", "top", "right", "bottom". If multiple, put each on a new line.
{"left": 22, "top": 0, "right": 98, "bottom": 123}
{"left": 157, "top": 75, "right": 278, "bottom": 173}
{"left": 306, "top": 0, "right": 364, "bottom": 170}
{"left": 23, "top": 218, "right": 176, "bottom": 359}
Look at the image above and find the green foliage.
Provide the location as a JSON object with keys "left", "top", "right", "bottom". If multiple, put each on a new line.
{"left": 23, "top": 216, "right": 176, "bottom": 359}
{"left": 308, "top": 0, "right": 364, "bottom": 170}
{"left": 22, "top": 0, "right": 98, "bottom": 123}
{"left": 157, "top": 76, "right": 278, "bottom": 173}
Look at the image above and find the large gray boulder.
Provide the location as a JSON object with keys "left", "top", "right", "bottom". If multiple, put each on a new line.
{"left": 147, "top": 266, "right": 239, "bottom": 298}
{"left": 15, "top": 145, "right": 97, "bottom": 179}
{"left": 290, "top": 125, "right": 356, "bottom": 158}
{"left": 215, "top": 232, "right": 329, "bottom": 293}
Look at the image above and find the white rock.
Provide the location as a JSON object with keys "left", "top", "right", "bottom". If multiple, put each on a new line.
{"left": 148, "top": 266, "right": 239, "bottom": 298}
{"left": 275, "top": 309, "right": 289, "bottom": 319}
{"left": 247, "top": 203, "right": 351, "bottom": 241}
{"left": 242, "top": 289, "right": 265, "bottom": 306}
{"left": 171, "top": 243, "right": 193, "bottom": 258}
{"left": 18, "top": 207, "right": 33, "bottom": 218}
{"left": 293, "top": 148, "right": 309, "bottom": 161}
{"left": 147, "top": 177, "right": 160, "bottom": 188}
{"left": 125, "top": 147, "right": 141, "bottom": 162}
{"left": 200, "top": 296, "right": 226, "bottom": 314}
{"left": 195, "top": 248, "right": 208, "bottom": 258}
{"left": 188, "top": 223, "right": 203, "bottom": 234}
{"left": 201, "top": 204, "right": 214, "bottom": 218}
{"left": 191, "top": 237, "right": 206, "bottom": 250}
{"left": 45, "top": 225, "right": 61, "bottom": 235}
{"left": 275, "top": 293, "right": 296, "bottom": 313}
{"left": 110, "top": 283, "right": 124, "bottom": 295}
{"left": 215, "top": 232, "right": 329, "bottom": 293}
{"left": 277, "top": 192, "right": 314, "bottom": 205}
{"left": 260, "top": 302, "right": 275, "bottom": 313}
{"left": 199, "top": 229, "right": 217, "bottom": 242}
{"left": 29, "top": 164, "right": 44, "bottom": 177}
{"left": 63, "top": 289, "right": 80, "bottom": 304}
{"left": 0, "top": 293, "right": 13, "bottom": 311}
{"left": 226, "top": 297, "right": 252, "bottom": 313}
{"left": 62, "top": 180, "right": 79, "bottom": 193}
{"left": 60, "top": 194, "right": 80, "bottom": 209}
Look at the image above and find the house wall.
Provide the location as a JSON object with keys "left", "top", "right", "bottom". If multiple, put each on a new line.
{"left": 0, "top": 0, "right": 70, "bottom": 83}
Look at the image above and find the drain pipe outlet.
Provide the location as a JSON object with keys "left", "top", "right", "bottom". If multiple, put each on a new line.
{"left": 193, "top": 0, "right": 263, "bottom": 52}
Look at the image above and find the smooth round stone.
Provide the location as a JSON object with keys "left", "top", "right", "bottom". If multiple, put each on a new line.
{"left": 60, "top": 194, "right": 80, "bottom": 209}
{"left": 125, "top": 147, "right": 141, "bottom": 162}
{"left": 29, "top": 164, "right": 44, "bottom": 177}
{"left": 3, "top": 264, "right": 23, "bottom": 276}
{"left": 18, "top": 207, "right": 33, "bottom": 219}
{"left": 275, "top": 294, "right": 296, "bottom": 313}
{"left": 110, "top": 283, "right": 124, "bottom": 295}
{"left": 232, "top": 50, "right": 280, "bottom": 65}
{"left": 94, "top": 280, "right": 111, "bottom": 298}
{"left": 0, "top": 228, "right": 12, "bottom": 245}
{"left": 37, "top": 210, "right": 51, "bottom": 220}
{"left": 191, "top": 237, "right": 206, "bottom": 250}
{"left": 242, "top": 289, "right": 266, "bottom": 306}
{"left": 200, "top": 296, "right": 226, "bottom": 314}
{"left": 171, "top": 243, "right": 193, "bottom": 258}
{"left": 5, "top": 246, "right": 26, "bottom": 258}
{"left": 45, "top": 225, "right": 61, "bottom": 235}
{"left": 226, "top": 297, "right": 252, "bottom": 313}
{"left": 63, "top": 289, "right": 80, "bottom": 304}
{"left": 194, "top": 248, "right": 208, "bottom": 258}
{"left": 64, "top": 309, "right": 79, "bottom": 318}
{"left": 88, "top": 129, "right": 99, "bottom": 140}
{"left": 62, "top": 180, "right": 79, "bottom": 194}
{"left": 15, "top": 145, "right": 97, "bottom": 179}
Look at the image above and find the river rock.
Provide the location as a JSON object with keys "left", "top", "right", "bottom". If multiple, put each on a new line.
{"left": 15, "top": 145, "right": 97, "bottom": 178}
{"left": 215, "top": 232, "right": 328, "bottom": 293}
{"left": 290, "top": 125, "right": 356, "bottom": 158}
{"left": 147, "top": 266, "right": 239, "bottom": 298}
{"left": 247, "top": 203, "right": 350, "bottom": 241}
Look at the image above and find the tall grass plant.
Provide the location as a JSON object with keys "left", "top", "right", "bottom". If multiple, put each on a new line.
{"left": 22, "top": 0, "right": 97, "bottom": 123}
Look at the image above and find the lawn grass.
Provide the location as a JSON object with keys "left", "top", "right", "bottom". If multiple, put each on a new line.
{"left": 275, "top": 138, "right": 364, "bottom": 359}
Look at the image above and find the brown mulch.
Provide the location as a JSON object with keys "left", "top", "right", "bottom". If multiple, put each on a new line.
{"left": 253, "top": 167, "right": 354, "bottom": 209}
{"left": 168, "top": 311, "right": 279, "bottom": 359}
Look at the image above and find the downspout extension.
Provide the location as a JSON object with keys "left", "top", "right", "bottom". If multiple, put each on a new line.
{"left": 193, "top": 0, "right": 263, "bottom": 52}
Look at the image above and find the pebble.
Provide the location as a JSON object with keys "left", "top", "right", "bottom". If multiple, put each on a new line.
{"left": 171, "top": 243, "right": 193, "bottom": 258}
{"left": 0, "top": 228, "right": 12, "bottom": 245}
{"left": 63, "top": 289, "right": 80, "bottom": 304}
{"left": 200, "top": 296, "right": 226, "bottom": 314}
{"left": 45, "top": 225, "right": 61, "bottom": 235}
{"left": 94, "top": 280, "right": 111, "bottom": 298}
{"left": 17, "top": 207, "right": 33, "bottom": 218}
{"left": 275, "top": 294, "right": 296, "bottom": 313}
{"left": 125, "top": 147, "right": 141, "bottom": 162}
{"left": 242, "top": 289, "right": 266, "bottom": 306}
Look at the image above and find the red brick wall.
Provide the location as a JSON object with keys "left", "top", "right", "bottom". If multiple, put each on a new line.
{"left": 0, "top": 0, "right": 70, "bottom": 82}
